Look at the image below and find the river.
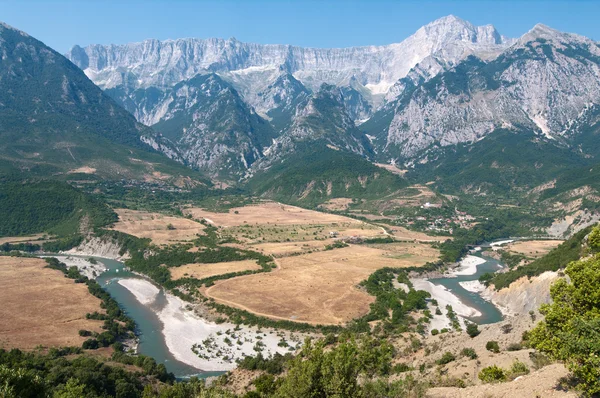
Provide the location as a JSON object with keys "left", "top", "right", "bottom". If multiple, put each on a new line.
{"left": 64, "top": 255, "right": 223, "bottom": 379}
{"left": 46, "top": 245, "right": 505, "bottom": 376}
{"left": 429, "top": 249, "right": 505, "bottom": 325}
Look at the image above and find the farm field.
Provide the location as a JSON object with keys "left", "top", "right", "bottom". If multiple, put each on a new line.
{"left": 205, "top": 243, "right": 440, "bottom": 325}
{"left": 170, "top": 260, "right": 262, "bottom": 280}
{"left": 184, "top": 202, "right": 361, "bottom": 227}
{"left": 0, "top": 234, "right": 47, "bottom": 245}
{"left": 110, "top": 209, "right": 205, "bottom": 245}
{"left": 505, "top": 239, "right": 564, "bottom": 258}
{"left": 0, "top": 257, "right": 104, "bottom": 350}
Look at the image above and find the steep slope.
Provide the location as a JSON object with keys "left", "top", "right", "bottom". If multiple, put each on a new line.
{"left": 149, "top": 74, "right": 275, "bottom": 180}
{"left": 0, "top": 22, "right": 202, "bottom": 185}
{"left": 365, "top": 24, "right": 600, "bottom": 162}
{"left": 259, "top": 85, "right": 373, "bottom": 168}
{"left": 247, "top": 145, "right": 407, "bottom": 206}
{"left": 253, "top": 73, "right": 311, "bottom": 133}
{"left": 66, "top": 15, "right": 513, "bottom": 117}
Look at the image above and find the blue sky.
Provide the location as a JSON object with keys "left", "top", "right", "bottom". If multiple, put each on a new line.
{"left": 2, "top": 0, "right": 599, "bottom": 53}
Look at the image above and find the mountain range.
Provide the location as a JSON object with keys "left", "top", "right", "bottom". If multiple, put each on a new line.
{"left": 63, "top": 15, "right": 600, "bottom": 197}
{"left": 2, "top": 14, "right": 600, "bottom": 215}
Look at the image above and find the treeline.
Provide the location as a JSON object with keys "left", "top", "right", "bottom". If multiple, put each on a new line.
{"left": 45, "top": 258, "right": 135, "bottom": 349}
{"left": 528, "top": 225, "right": 600, "bottom": 395}
{"left": 0, "top": 178, "right": 116, "bottom": 237}
{"left": 0, "top": 347, "right": 173, "bottom": 398}
{"left": 358, "top": 268, "right": 430, "bottom": 334}
{"left": 439, "top": 218, "right": 523, "bottom": 263}
{"left": 487, "top": 226, "right": 593, "bottom": 290}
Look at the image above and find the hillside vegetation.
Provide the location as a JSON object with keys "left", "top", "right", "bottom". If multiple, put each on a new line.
{"left": 488, "top": 226, "right": 593, "bottom": 290}
{"left": 247, "top": 145, "right": 408, "bottom": 206}
{"left": 0, "top": 179, "right": 116, "bottom": 237}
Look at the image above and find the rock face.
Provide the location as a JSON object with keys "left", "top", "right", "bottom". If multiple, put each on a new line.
{"left": 110, "top": 73, "right": 275, "bottom": 179}
{"left": 66, "top": 15, "right": 512, "bottom": 111}
{"left": 64, "top": 16, "right": 600, "bottom": 185}
{"left": 365, "top": 24, "right": 600, "bottom": 162}
{"left": 0, "top": 21, "right": 184, "bottom": 177}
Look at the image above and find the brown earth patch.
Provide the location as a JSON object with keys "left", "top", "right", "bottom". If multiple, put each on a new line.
{"left": 0, "top": 257, "right": 104, "bottom": 350}
{"left": 506, "top": 240, "right": 563, "bottom": 258}
{"left": 0, "top": 234, "right": 47, "bottom": 245}
{"left": 184, "top": 202, "right": 361, "bottom": 227}
{"left": 110, "top": 209, "right": 205, "bottom": 245}
{"left": 205, "top": 244, "right": 439, "bottom": 325}
{"left": 318, "top": 198, "right": 353, "bottom": 211}
{"left": 170, "top": 260, "right": 262, "bottom": 280}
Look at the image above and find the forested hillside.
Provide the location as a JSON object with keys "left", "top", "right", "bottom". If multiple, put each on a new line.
{"left": 0, "top": 179, "right": 116, "bottom": 237}
{"left": 247, "top": 145, "right": 408, "bottom": 206}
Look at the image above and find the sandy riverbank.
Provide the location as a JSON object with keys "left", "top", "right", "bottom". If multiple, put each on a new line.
{"left": 40, "top": 255, "right": 106, "bottom": 279}
{"left": 118, "top": 277, "right": 301, "bottom": 371}
{"left": 451, "top": 255, "right": 486, "bottom": 276}
{"left": 459, "top": 280, "right": 516, "bottom": 317}
{"left": 118, "top": 279, "right": 160, "bottom": 305}
{"left": 411, "top": 278, "right": 481, "bottom": 330}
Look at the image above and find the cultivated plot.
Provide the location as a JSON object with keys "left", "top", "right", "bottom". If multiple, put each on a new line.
{"left": 0, "top": 257, "right": 104, "bottom": 350}
{"left": 110, "top": 209, "right": 205, "bottom": 245}
{"left": 205, "top": 244, "right": 439, "bottom": 325}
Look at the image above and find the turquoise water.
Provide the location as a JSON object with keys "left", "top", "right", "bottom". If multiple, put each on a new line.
{"left": 429, "top": 252, "right": 504, "bottom": 325}
{"left": 47, "top": 255, "right": 223, "bottom": 379}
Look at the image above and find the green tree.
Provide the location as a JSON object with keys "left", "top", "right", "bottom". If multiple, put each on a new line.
{"left": 529, "top": 247, "right": 600, "bottom": 395}
{"left": 53, "top": 379, "right": 85, "bottom": 398}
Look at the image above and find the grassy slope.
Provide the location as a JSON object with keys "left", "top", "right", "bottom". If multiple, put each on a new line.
{"left": 247, "top": 144, "right": 408, "bottom": 207}
{"left": 0, "top": 179, "right": 117, "bottom": 237}
{"left": 489, "top": 226, "right": 593, "bottom": 290}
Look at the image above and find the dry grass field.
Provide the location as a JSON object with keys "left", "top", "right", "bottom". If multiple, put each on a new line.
{"left": 184, "top": 202, "right": 359, "bottom": 227}
{"left": 110, "top": 209, "right": 205, "bottom": 245}
{"left": 319, "top": 198, "right": 353, "bottom": 211}
{"left": 505, "top": 240, "right": 564, "bottom": 258}
{"left": 170, "top": 260, "right": 262, "bottom": 280}
{"left": 383, "top": 224, "right": 450, "bottom": 243}
{"left": 0, "top": 234, "right": 46, "bottom": 245}
{"left": 246, "top": 240, "right": 327, "bottom": 257}
{"left": 0, "top": 257, "right": 104, "bottom": 350}
{"left": 205, "top": 244, "right": 439, "bottom": 325}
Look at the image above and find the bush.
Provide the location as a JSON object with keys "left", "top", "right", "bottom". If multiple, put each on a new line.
{"left": 78, "top": 330, "right": 92, "bottom": 337}
{"left": 466, "top": 322, "right": 480, "bottom": 338}
{"left": 529, "top": 351, "right": 551, "bottom": 370}
{"left": 82, "top": 339, "right": 99, "bottom": 349}
{"left": 460, "top": 347, "right": 478, "bottom": 359}
{"left": 486, "top": 340, "right": 500, "bottom": 353}
{"left": 506, "top": 343, "right": 522, "bottom": 351}
{"left": 436, "top": 352, "right": 456, "bottom": 365}
{"left": 431, "top": 329, "right": 439, "bottom": 336}
{"left": 507, "top": 360, "right": 529, "bottom": 379}
{"left": 478, "top": 365, "right": 506, "bottom": 383}
{"left": 500, "top": 324, "right": 513, "bottom": 334}
{"left": 392, "top": 363, "right": 412, "bottom": 374}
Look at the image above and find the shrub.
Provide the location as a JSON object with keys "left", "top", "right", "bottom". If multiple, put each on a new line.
{"left": 486, "top": 341, "right": 500, "bottom": 353}
{"left": 436, "top": 352, "right": 456, "bottom": 365}
{"left": 466, "top": 322, "right": 480, "bottom": 338}
{"left": 392, "top": 363, "right": 412, "bottom": 374}
{"left": 78, "top": 330, "right": 92, "bottom": 337}
{"left": 529, "top": 351, "right": 551, "bottom": 370}
{"left": 478, "top": 365, "right": 506, "bottom": 383}
{"left": 440, "top": 328, "right": 449, "bottom": 334}
{"left": 507, "top": 360, "right": 529, "bottom": 379}
{"left": 82, "top": 339, "right": 99, "bottom": 350}
{"left": 500, "top": 324, "right": 513, "bottom": 334}
{"left": 506, "top": 343, "right": 522, "bottom": 351}
{"left": 460, "top": 347, "right": 478, "bottom": 359}
{"left": 431, "top": 329, "right": 439, "bottom": 336}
